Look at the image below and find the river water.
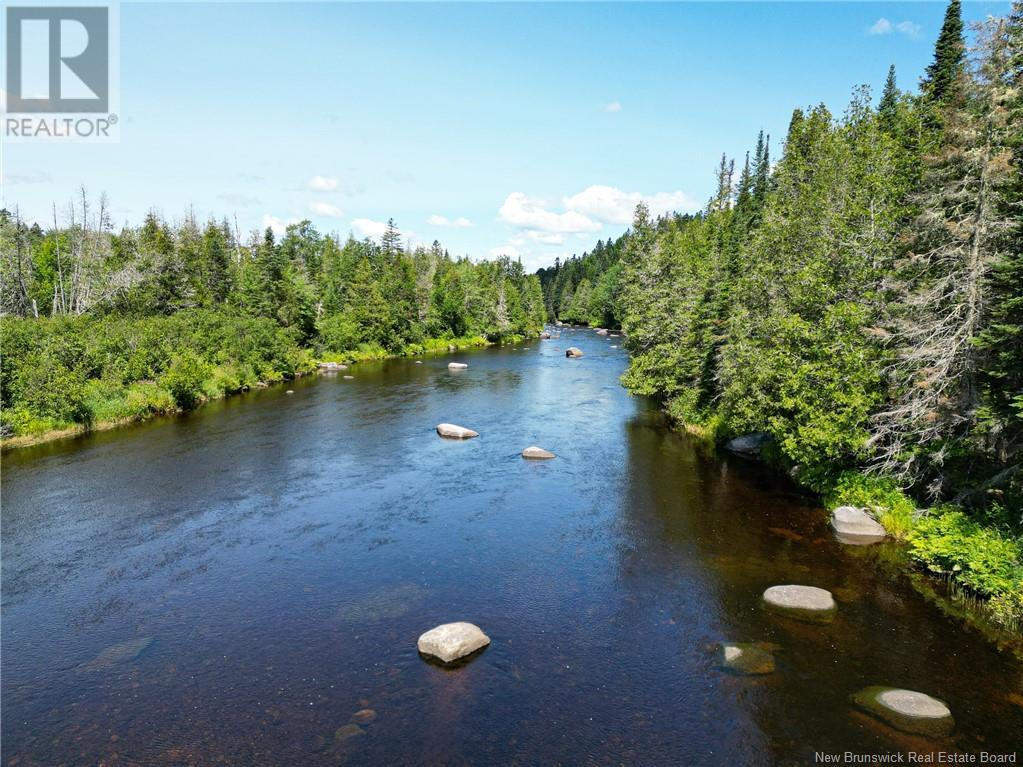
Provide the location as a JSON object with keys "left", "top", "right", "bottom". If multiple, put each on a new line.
{"left": 2, "top": 329, "right": 1021, "bottom": 766}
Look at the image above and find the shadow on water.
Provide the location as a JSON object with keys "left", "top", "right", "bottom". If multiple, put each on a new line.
{"left": 2, "top": 331, "right": 1021, "bottom": 766}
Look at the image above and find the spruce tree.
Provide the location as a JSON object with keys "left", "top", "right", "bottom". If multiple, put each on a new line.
{"left": 879, "top": 65, "right": 899, "bottom": 133}
{"left": 922, "top": 0, "right": 965, "bottom": 103}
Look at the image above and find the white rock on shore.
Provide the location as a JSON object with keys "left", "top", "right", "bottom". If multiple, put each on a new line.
{"left": 436, "top": 423, "right": 479, "bottom": 439}
{"left": 831, "top": 506, "right": 886, "bottom": 544}
{"left": 417, "top": 622, "right": 491, "bottom": 664}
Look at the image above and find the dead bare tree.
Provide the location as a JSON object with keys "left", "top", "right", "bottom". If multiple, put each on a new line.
{"left": 869, "top": 18, "right": 1017, "bottom": 495}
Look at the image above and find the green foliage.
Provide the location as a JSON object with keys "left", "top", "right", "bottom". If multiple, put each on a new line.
{"left": 824, "top": 471, "right": 916, "bottom": 538}
{"left": 908, "top": 508, "right": 1023, "bottom": 599}
{"left": 159, "top": 351, "right": 212, "bottom": 410}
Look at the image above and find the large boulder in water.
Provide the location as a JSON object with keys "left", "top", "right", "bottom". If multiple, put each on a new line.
{"left": 725, "top": 432, "right": 771, "bottom": 457}
{"left": 448, "top": 362, "right": 468, "bottom": 370}
{"left": 852, "top": 686, "right": 954, "bottom": 737}
{"left": 831, "top": 506, "right": 886, "bottom": 544}
{"left": 540, "top": 331, "right": 551, "bottom": 339}
{"left": 718, "top": 643, "right": 776, "bottom": 675}
{"left": 595, "top": 328, "right": 609, "bottom": 336}
{"left": 762, "top": 585, "right": 836, "bottom": 623}
{"left": 417, "top": 622, "right": 490, "bottom": 664}
{"left": 436, "top": 423, "right": 479, "bottom": 439}
{"left": 565, "top": 347, "right": 584, "bottom": 358}
{"left": 522, "top": 446, "right": 555, "bottom": 460}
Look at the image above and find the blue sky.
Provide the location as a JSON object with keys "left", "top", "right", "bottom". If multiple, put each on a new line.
{"left": 1, "top": 1, "right": 1011, "bottom": 271}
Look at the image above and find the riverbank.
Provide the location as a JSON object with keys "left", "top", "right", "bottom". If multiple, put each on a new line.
{"left": 675, "top": 414, "right": 1023, "bottom": 645}
{"left": 0, "top": 314, "right": 517, "bottom": 451}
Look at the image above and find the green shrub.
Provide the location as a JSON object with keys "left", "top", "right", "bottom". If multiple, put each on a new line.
{"left": 123, "top": 381, "right": 176, "bottom": 419}
{"left": 907, "top": 508, "right": 1023, "bottom": 598}
{"left": 11, "top": 351, "right": 91, "bottom": 429}
{"left": 159, "top": 351, "right": 211, "bottom": 410}
{"left": 824, "top": 471, "right": 916, "bottom": 538}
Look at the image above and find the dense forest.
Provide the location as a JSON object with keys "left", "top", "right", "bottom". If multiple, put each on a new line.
{"left": 0, "top": 207, "right": 545, "bottom": 437}
{"left": 541, "top": 1, "right": 1023, "bottom": 628}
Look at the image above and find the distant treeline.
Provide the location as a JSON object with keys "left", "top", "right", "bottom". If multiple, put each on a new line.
{"left": 543, "top": 1, "right": 1023, "bottom": 626}
{"left": 0, "top": 207, "right": 545, "bottom": 437}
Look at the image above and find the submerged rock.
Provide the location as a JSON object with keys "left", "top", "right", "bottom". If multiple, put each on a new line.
{"left": 831, "top": 506, "right": 886, "bottom": 544}
{"left": 718, "top": 643, "right": 776, "bottom": 675}
{"left": 417, "top": 622, "right": 491, "bottom": 664}
{"left": 565, "top": 347, "right": 584, "bottom": 358}
{"left": 436, "top": 423, "right": 479, "bottom": 439}
{"left": 521, "top": 446, "right": 555, "bottom": 460}
{"left": 334, "top": 723, "right": 366, "bottom": 742}
{"left": 81, "top": 637, "right": 154, "bottom": 671}
{"left": 337, "top": 583, "right": 426, "bottom": 623}
{"left": 852, "top": 686, "right": 954, "bottom": 737}
{"left": 762, "top": 585, "right": 836, "bottom": 623}
{"left": 351, "top": 708, "right": 376, "bottom": 724}
{"left": 725, "top": 432, "right": 772, "bottom": 457}
{"left": 448, "top": 362, "right": 468, "bottom": 370}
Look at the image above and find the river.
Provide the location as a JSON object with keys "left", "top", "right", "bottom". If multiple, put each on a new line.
{"left": 2, "top": 329, "right": 1021, "bottom": 765}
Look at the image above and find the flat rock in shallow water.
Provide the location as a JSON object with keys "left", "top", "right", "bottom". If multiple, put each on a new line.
{"left": 335, "top": 723, "right": 366, "bottom": 742}
{"left": 436, "top": 423, "right": 479, "bottom": 439}
{"left": 831, "top": 506, "right": 886, "bottom": 544}
{"left": 81, "top": 637, "right": 153, "bottom": 671}
{"left": 762, "top": 585, "right": 836, "bottom": 623}
{"left": 852, "top": 686, "right": 954, "bottom": 737}
{"left": 417, "top": 622, "right": 490, "bottom": 664}
{"left": 565, "top": 347, "right": 584, "bottom": 358}
{"left": 718, "top": 643, "right": 776, "bottom": 675}
{"left": 448, "top": 362, "right": 468, "bottom": 370}
{"left": 725, "top": 432, "right": 771, "bottom": 457}
{"left": 522, "top": 446, "right": 555, "bottom": 459}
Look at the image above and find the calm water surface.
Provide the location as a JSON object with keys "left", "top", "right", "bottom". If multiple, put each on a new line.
{"left": 3, "top": 329, "right": 1022, "bottom": 766}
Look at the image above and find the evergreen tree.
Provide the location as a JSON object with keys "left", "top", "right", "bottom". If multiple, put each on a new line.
{"left": 922, "top": 0, "right": 966, "bottom": 104}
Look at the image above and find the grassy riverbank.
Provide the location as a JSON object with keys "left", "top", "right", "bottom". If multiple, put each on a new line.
{"left": 0, "top": 312, "right": 518, "bottom": 450}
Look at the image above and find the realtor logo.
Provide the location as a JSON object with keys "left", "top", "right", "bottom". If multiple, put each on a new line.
{"left": 5, "top": 5, "right": 109, "bottom": 113}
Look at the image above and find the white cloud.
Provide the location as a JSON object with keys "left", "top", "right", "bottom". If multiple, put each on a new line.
{"left": 868, "top": 18, "right": 892, "bottom": 35}
{"left": 262, "top": 214, "right": 299, "bottom": 237}
{"left": 498, "top": 192, "right": 601, "bottom": 233}
{"left": 604, "top": 101, "right": 622, "bottom": 113}
{"left": 309, "top": 201, "right": 344, "bottom": 218}
{"left": 309, "top": 175, "right": 339, "bottom": 192}
{"left": 527, "top": 231, "right": 565, "bottom": 245}
{"left": 351, "top": 218, "right": 389, "bottom": 240}
{"left": 895, "top": 20, "right": 921, "bottom": 37}
{"left": 427, "top": 214, "right": 474, "bottom": 228}
{"left": 489, "top": 244, "right": 521, "bottom": 259}
{"left": 868, "top": 17, "right": 920, "bottom": 37}
{"left": 563, "top": 185, "right": 700, "bottom": 226}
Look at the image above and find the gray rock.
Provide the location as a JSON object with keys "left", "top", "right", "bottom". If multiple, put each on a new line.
{"left": 436, "top": 423, "right": 479, "bottom": 439}
{"left": 540, "top": 332, "right": 551, "bottom": 339}
{"left": 417, "top": 622, "right": 490, "bottom": 664}
{"left": 725, "top": 432, "right": 772, "bottom": 457}
{"left": 596, "top": 328, "right": 609, "bottom": 336}
{"left": 415, "top": 360, "right": 423, "bottom": 364}
{"left": 81, "top": 637, "right": 154, "bottom": 671}
{"left": 334, "top": 723, "right": 366, "bottom": 742}
{"left": 522, "top": 446, "right": 555, "bottom": 460}
{"left": 852, "top": 686, "right": 954, "bottom": 737}
{"left": 448, "top": 362, "right": 468, "bottom": 370}
{"left": 343, "top": 375, "right": 354, "bottom": 380}
{"left": 831, "top": 506, "right": 886, "bottom": 544}
{"left": 718, "top": 643, "right": 776, "bottom": 675}
{"left": 286, "top": 390, "right": 294, "bottom": 394}
{"left": 565, "top": 347, "right": 584, "bottom": 358}
{"left": 762, "top": 585, "right": 836, "bottom": 623}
